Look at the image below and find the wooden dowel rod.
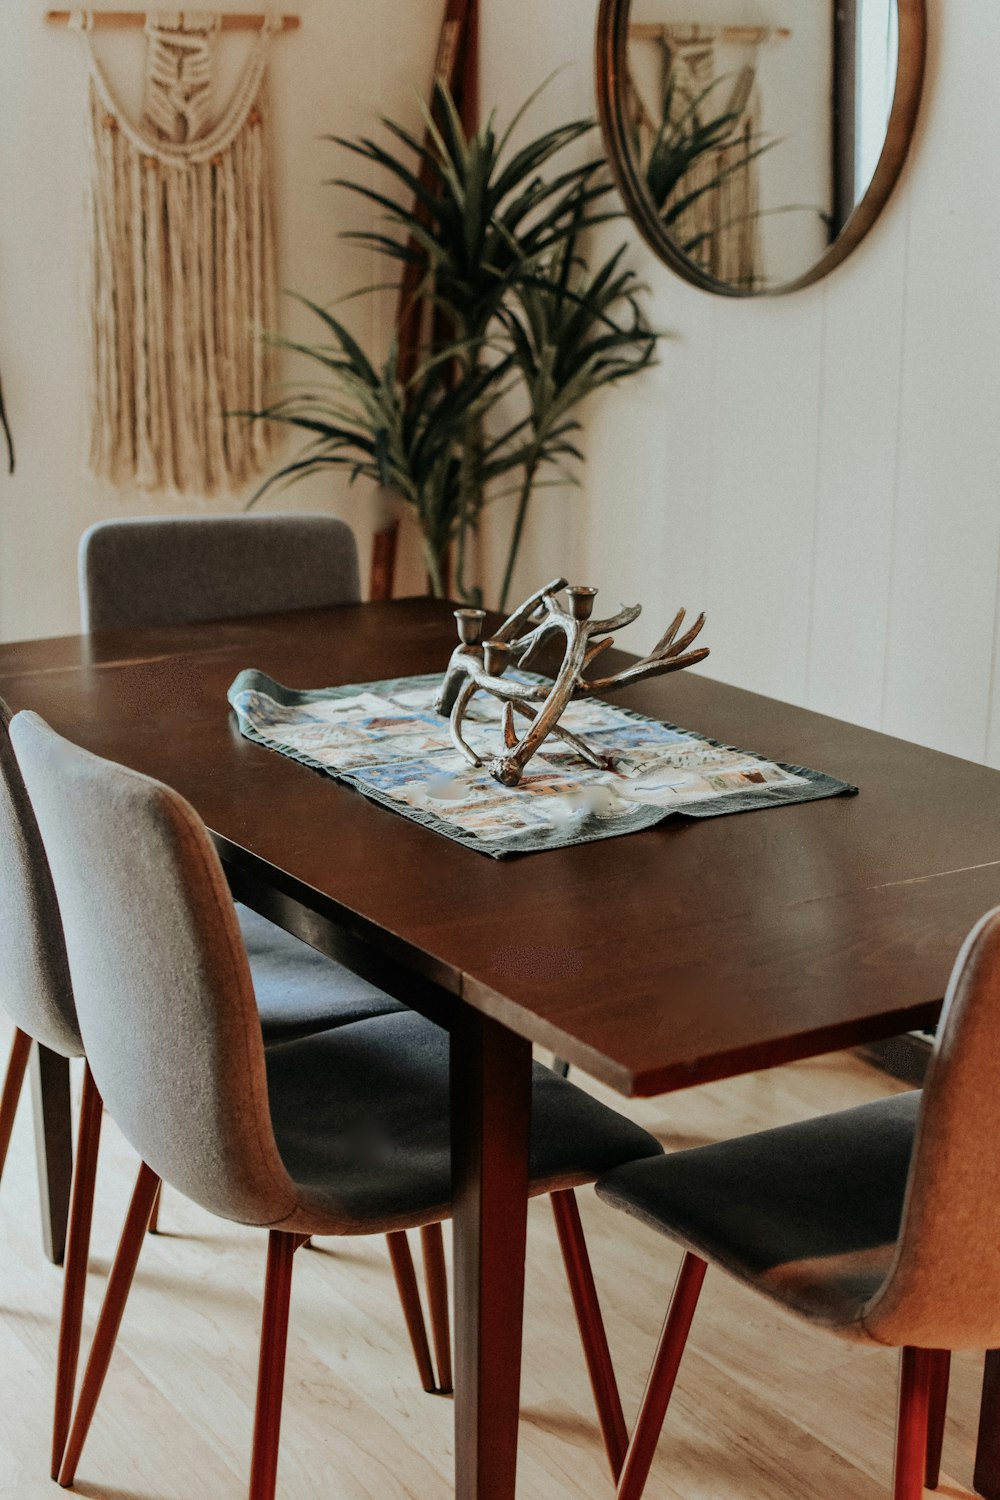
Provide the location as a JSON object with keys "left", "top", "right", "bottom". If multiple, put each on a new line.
{"left": 46, "top": 11, "right": 300, "bottom": 31}
{"left": 630, "top": 22, "right": 790, "bottom": 43}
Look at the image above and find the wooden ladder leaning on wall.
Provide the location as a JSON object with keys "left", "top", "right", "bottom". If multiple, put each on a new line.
{"left": 367, "top": 0, "right": 480, "bottom": 603}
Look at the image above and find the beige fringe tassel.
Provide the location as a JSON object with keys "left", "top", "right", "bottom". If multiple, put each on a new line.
{"left": 73, "top": 10, "right": 277, "bottom": 496}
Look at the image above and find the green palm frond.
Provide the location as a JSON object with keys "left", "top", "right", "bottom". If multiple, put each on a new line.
{"left": 330, "top": 81, "right": 614, "bottom": 342}
{"left": 250, "top": 81, "right": 658, "bottom": 602}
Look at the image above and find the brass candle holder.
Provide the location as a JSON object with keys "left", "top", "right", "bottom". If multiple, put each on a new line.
{"left": 435, "top": 579, "right": 709, "bottom": 787}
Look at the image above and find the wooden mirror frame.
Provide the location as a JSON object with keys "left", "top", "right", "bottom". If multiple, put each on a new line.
{"left": 595, "top": 0, "right": 926, "bottom": 296}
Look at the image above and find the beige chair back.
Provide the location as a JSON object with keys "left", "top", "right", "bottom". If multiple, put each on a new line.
{"left": 0, "top": 699, "right": 81, "bottom": 1057}
{"left": 862, "top": 906, "right": 1000, "bottom": 1348}
{"left": 11, "top": 712, "right": 297, "bottom": 1227}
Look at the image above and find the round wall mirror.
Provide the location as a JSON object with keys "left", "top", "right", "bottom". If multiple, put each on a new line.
{"left": 595, "top": 0, "right": 925, "bottom": 295}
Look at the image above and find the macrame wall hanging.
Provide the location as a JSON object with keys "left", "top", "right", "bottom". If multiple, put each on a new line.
{"left": 70, "top": 10, "right": 279, "bottom": 496}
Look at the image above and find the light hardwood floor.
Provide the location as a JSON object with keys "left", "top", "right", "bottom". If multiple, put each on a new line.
{"left": 0, "top": 1025, "right": 981, "bottom": 1500}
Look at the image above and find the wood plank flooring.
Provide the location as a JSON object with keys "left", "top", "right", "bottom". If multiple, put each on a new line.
{"left": 0, "top": 1024, "right": 981, "bottom": 1499}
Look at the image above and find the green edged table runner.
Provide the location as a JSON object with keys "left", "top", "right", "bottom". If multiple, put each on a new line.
{"left": 228, "top": 670, "right": 857, "bottom": 858}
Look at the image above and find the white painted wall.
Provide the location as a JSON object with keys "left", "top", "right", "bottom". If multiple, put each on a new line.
{"left": 478, "top": 0, "right": 1000, "bottom": 770}
{"left": 0, "top": 0, "right": 439, "bottom": 641}
{"left": 3, "top": 1, "right": 998, "bottom": 778}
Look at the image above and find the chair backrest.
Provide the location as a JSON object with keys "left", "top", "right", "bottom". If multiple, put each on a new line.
{"left": 79, "top": 513, "right": 361, "bottom": 632}
{"left": 0, "top": 699, "right": 81, "bottom": 1058}
{"left": 11, "top": 712, "right": 298, "bottom": 1227}
{"left": 862, "top": 905, "right": 1000, "bottom": 1349}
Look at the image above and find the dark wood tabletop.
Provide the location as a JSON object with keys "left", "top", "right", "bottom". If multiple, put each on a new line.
{"left": 2, "top": 596, "right": 998, "bottom": 1095}
{"left": 5, "top": 595, "right": 1000, "bottom": 1500}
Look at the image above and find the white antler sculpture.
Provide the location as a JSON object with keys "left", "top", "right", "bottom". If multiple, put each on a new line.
{"left": 435, "top": 579, "right": 709, "bottom": 787}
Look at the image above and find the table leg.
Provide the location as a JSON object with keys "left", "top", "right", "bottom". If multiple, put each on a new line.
{"left": 29, "top": 1044, "right": 73, "bottom": 1266}
{"left": 975, "top": 1352, "right": 1000, "bottom": 1496}
{"left": 451, "top": 1008, "right": 532, "bottom": 1500}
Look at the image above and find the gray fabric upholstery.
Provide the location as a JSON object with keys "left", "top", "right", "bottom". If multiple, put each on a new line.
{"left": 12, "top": 713, "right": 663, "bottom": 1236}
{"left": 12, "top": 711, "right": 298, "bottom": 1227}
{"left": 861, "top": 906, "right": 1000, "bottom": 1349}
{"left": 238, "top": 905, "right": 405, "bottom": 1044}
{"left": 79, "top": 513, "right": 361, "bottom": 632}
{"left": 0, "top": 699, "right": 82, "bottom": 1058}
{"left": 597, "top": 904, "right": 1000, "bottom": 1352}
{"left": 265, "top": 1010, "right": 663, "bottom": 1236}
{"left": 597, "top": 1093, "right": 919, "bottom": 1336}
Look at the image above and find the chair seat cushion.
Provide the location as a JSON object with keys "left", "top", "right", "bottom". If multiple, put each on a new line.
{"left": 596, "top": 1092, "right": 921, "bottom": 1337}
{"left": 265, "top": 1010, "right": 663, "bottom": 1236}
{"left": 238, "top": 906, "right": 406, "bottom": 1044}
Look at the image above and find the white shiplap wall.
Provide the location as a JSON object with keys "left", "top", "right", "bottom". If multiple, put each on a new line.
{"left": 480, "top": 0, "right": 1000, "bottom": 770}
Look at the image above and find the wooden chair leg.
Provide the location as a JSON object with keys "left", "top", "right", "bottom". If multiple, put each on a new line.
{"left": 51, "top": 1066, "right": 103, "bottom": 1479}
{"left": 30, "top": 1044, "right": 74, "bottom": 1266}
{"left": 420, "top": 1222, "right": 453, "bottom": 1395}
{"left": 248, "top": 1231, "right": 307, "bottom": 1500}
{"left": 615, "top": 1252, "right": 707, "bottom": 1500}
{"left": 925, "top": 1349, "right": 951, "bottom": 1490}
{"left": 146, "top": 1182, "right": 161, "bottom": 1234}
{"left": 894, "top": 1346, "right": 934, "bottom": 1500}
{"left": 57, "top": 1161, "right": 161, "bottom": 1489}
{"left": 550, "top": 1188, "right": 628, "bottom": 1479}
{"left": 0, "top": 1028, "right": 32, "bottom": 1182}
{"left": 386, "top": 1230, "right": 437, "bottom": 1393}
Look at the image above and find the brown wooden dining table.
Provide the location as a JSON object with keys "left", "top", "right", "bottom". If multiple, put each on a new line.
{"left": 2, "top": 594, "right": 1000, "bottom": 1499}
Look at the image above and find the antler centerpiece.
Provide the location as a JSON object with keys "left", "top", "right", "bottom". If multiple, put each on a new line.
{"left": 435, "top": 578, "right": 709, "bottom": 788}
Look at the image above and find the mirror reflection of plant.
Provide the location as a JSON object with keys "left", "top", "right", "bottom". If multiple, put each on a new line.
{"left": 498, "top": 207, "right": 657, "bottom": 610}
{"left": 251, "top": 83, "right": 657, "bottom": 602}
{"left": 635, "top": 68, "right": 774, "bottom": 247}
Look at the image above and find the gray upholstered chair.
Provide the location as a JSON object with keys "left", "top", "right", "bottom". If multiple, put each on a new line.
{"left": 77, "top": 513, "right": 454, "bottom": 1388}
{"left": 593, "top": 907, "right": 1000, "bottom": 1500}
{"left": 78, "top": 512, "right": 361, "bottom": 632}
{"left": 0, "top": 695, "right": 436, "bottom": 1489}
{"left": 77, "top": 514, "right": 408, "bottom": 1094}
{"left": 0, "top": 697, "right": 96, "bottom": 1479}
{"left": 12, "top": 712, "right": 662, "bottom": 1500}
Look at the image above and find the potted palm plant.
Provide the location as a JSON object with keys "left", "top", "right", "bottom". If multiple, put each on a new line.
{"left": 250, "top": 84, "right": 657, "bottom": 603}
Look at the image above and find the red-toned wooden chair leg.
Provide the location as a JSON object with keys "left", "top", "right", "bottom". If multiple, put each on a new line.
{"left": 248, "top": 1231, "right": 307, "bottom": 1500}
{"left": 924, "top": 1349, "right": 951, "bottom": 1490}
{"left": 386, "top": 1230, "right": 437, "bottom": 1393}
{"left": 0, "top": 1028, "right": 32, "bottom": 1182}
{"left": 421, "top": 1222, "right": 453, "bottom": 1394}
{"left": 146, "top": 1181, "right": 161, "bottom": 1234}
{"left": 551, "top": 1188, "right": 628, "bottom": 1479}
{"left": 894, "top": 1346, "right": 933, "bottom": 1500}
{"left": 57, "top": 1161, "right": 161, "bottom": 1489}
{"left": 615, "top": 1252, "right": 707, "bottom": 1500}
{"left": 51, "top": 1066, "right": 103, "bottom": 1478}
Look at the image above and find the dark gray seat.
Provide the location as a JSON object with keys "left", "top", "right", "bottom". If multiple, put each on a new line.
{"left": 240, "top": 906, "right": 403, "bottom": 1044}
{"left": 12, "top": 711, "right": 662, "bottom": 1499}
{"left": 594, "top": 906, "right": 1000, "bottom": 1500}
{"left": 599, "top": 1090, "right": 921, "bottom": 1329}
{"left": 266, "top": 1011, "right": 659, "bottom": 1234}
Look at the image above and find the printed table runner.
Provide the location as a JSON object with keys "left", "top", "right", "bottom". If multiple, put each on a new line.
{"left": 228, "top": 670, "right": 857, "bottom": 858}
